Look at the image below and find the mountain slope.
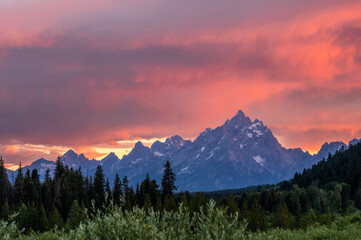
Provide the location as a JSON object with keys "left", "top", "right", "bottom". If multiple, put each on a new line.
{"left": 5, "top": 110, "right": 360, "bottom": 191}
{"left": 291, "top": 142, "right": 361, "bottom": 195}
{"left": 168, "top": 110, "right": 313, "bottom": 190}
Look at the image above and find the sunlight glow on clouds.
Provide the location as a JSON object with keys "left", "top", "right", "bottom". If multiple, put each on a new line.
{"left": 1, "top": 0, "right": 361, "bottom": 165}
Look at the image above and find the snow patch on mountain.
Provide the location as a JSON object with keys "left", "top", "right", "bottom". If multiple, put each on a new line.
{"left": 154, "top": 151, "right": 165, "bottom": 157}
{"left": 8, "top": 109, "right": 360, "bottom": 192}
{"left": 181, "top": 166, "right": 188, "bottom": 171}
{"left": 254, "top": 130, "right": 263, "bottom": 136}
{"left": 206, "top": 152, "right": 214, "bottom": 160}
{"left": 131, "top": 158, "right": 142, "bottom": 164}
{"left": 253, "top": 155, "right": 266, "bottom": 166}
{"left": 41, "top": 163, "right": 53, "bottom": 168}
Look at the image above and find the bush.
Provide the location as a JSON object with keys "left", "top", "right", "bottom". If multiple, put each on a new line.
{"left": 1, "top": 201, "right": 361, "bottom": 239}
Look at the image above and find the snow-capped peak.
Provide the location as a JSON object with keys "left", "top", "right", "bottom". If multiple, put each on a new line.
{"left": 165, "top": 135, "right": 185, "bottom": 148}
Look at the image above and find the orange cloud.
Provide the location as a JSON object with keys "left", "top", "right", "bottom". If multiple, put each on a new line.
{"left": 1, "top": 0, "right": 361, "bottom": 164}
{"left": 5, "top": 145, "right": 19, "bottom": 154}
{"left": 74, "top": 146, "right": 107, "bottom": 160}
{"left": 109, "top": 140, "right": 119, "bottom": 146}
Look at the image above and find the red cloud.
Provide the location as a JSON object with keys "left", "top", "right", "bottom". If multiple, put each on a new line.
{"left": 0, "top": 0, "right": 361, "bottom": 164}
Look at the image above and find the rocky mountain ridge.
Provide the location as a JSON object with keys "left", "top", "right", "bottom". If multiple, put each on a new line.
{"left": 6, "top": 110, "right": 360, "bottom": 191}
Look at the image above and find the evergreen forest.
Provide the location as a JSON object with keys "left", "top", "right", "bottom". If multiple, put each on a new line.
{"left": 1, "top": 143, "right": 361, "bottom": 239}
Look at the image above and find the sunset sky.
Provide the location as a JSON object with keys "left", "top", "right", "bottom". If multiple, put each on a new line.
{"left": 1, "top": 0, "right": 361, "bottom": 169}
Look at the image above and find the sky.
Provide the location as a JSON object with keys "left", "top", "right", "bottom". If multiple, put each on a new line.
{"left": 1, "top": 0, "right": 361, "bottom": 169}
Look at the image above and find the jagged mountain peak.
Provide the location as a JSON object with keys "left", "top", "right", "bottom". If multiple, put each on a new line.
{"left": 102, "top": 152, "right": 119, "bottom": 161}
{"left": 254, "top": 118, "right": 264, "bottom": 125}
{"left": 8, "top": 110, "right": 358, "bottom": 192}
{"left": 150, "top": 140, "right": 162, "bottom": 149}
{"left": 101, "top": 152, "right": 120, "bottom": 170}
{"left": 125, "top": 141, "right": 151, "bottom": 158}
{"left": 165, "top": 135, "right": 186, "bottom": 148}
{"left": 349, "top": 138, "right": 361, "bottom": 146}
{"left": 320, "top": 141, "right": 346, "bottom": 149}
{"left": 107, "top": 152, "right": 117, "bottom": 157}
{"left": 35, "top": 158, "right": 50, "bottom": 163}
{"left": 134, "top": 141, "right": 145, "bottom": 149}
{"left": 227, "top": 110, "right": 252, "bottom": 127}
{"left": 235, "top": 109, "right": 246, "bottom": 118}
{"left": 316, "top": 141, "right": 347, "bottom": 159}
{"left": 61, "top": 149, "right": 79, "bottom": 163}
{"left": 63, "top": 149, "right": 77, "bottom": 157}
{"left": 150, "top": 135, "right": 190, "bottom": 158}
{"left": 193, "top": 110, "right": 271, "bottom": 149}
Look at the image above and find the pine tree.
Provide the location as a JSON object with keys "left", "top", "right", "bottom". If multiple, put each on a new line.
{"left": 75, "top": 168, "right": 85, "bottom": 204}
{"left": 0, "top": 200, "right": 9, "bottom": 220}
{"left": 113, "top": 173, "right": 122, "bottom": 205}
{"left": 14, "top": 162, "right": 25, "bottom": 205}
{"left": 161, "top": 160, "right": 177, "bottom": 199}
{"left": 247, "top": 198, "right": 266, "bottom": 231}
{"left": 135, "top": 183, "right": 140, "bottom": 206}
{"left": 41, "top": 169, "right": 52, "bottom": 214}
{"left": 52, "top": 157, "right": 64, "bottom": 215}
{"left": 143, "top": 193, "right": 152, "bottom": 210}
{"left": 274, "top": 202, "right": 293, "bottom": 229}
{"left": 181, "top": 191, "right": 190, "bottom": 208}
{"left": 155, "top": 196, "right": 162, "bottom": 211}
{"left": 83, "top": 176, "right": 90, "bottom": 207}
{"left": 226, "top": 195, "right": 239, "bottom": 216}
{"left": 26, "top": 202, "right": 37, "bottom": 232}
{"left": 149, "top": 179, "right": 160, "bottom": 207}
{"left": 88, "top": 176, "right": 94, "bottom": 206}
{"left": 105, "top": 177, "right": 112, "bottom": 204}
{"left": 16, "top": 203, "right": 29, "bottom": 231}
{"left": 65, "top": 200, "right": 85, "bottom": 231}
{"left": 31, "top": 169, "right": 41, "bottom": 206}
{"left": 36, "top": 204, "right": 49, "bottom": 232}
{"left": 122, "top": 176, "right": 130, "bottom": 205}
{"left": 299, "top": 208, "right": 316, "bottom": 229}
{"left": 139, "top": 173, "right": 151, "bottom": 206}
{"left": 240, "top": 198, "right": 249, "bottom": 221}
{"left": 125, "top": 186, "right": 135, "bottom": 211}
{"left": 189, "top": 193, "right": 207, "bottom": 213}
{"left": 164, "top": 195, "right": 176, "bottom": 211}
{"left": 49, "top": 207, "right": 64, "bottom": 229}
{"left": 0, "top": 156, "right": 11, "bottom": 208}
{"left": 54, "top": 156, "right": 64, "bottom": 180}
{"left": 93, "top": 165, "right": 105, "bottom": 209}
{"left": 23, "top": 169, "right": 35, "bottom": 204}
{"left": 57, "top": 165, "right": 71, "bottom": 220}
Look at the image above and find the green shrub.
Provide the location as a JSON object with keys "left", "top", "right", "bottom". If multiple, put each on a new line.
{"left": 2, "top": 201, "right": 361, "bottom": 240}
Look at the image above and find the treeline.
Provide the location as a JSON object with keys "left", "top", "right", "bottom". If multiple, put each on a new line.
{"left": 290, "top": 142, "right": 361, "bottom": 209}
{"left": 0, "top": 158, "right": 178, "bottom": 233}
{"left": 207, "top": 142, "right": 361, "bottom": 230}
{"left": 1, "top": 142, "right": 361, "bottom": 233}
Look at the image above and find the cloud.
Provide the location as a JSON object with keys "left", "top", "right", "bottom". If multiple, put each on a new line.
{"left": 249, "top": 87, "right": 361, "bottom": 151}
{"left": 4, "top": 145, "right": 19, "bottom": 155}
{"left": 109, "top": 140, "right": 119, "bottom": 146}
{"left": 0, "top": 143, "right": 65, "bottom": 166}
{"left": 1, "top": 0, "right": 361, "bottom": 163}
{"left": 74, "top": 146, "right": 107, "bottom": 160}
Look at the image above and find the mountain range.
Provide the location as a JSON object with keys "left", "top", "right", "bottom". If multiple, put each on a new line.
{"left": 5, "top": 110, "right": 361, "bottom": 191}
